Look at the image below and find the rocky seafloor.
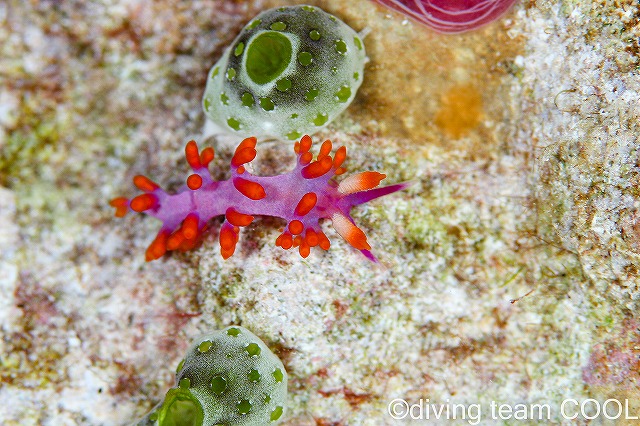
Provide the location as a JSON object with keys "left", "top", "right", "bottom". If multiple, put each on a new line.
{"left": 1, "top": 0, "right": 638, "bottom": 425}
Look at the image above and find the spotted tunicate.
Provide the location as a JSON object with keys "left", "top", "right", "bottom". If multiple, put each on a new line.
{"left": 135, "top": 326, "right": 288, "bottom": 426}
{"left": 203, "top": 5, "right": 366, "bottom": 141}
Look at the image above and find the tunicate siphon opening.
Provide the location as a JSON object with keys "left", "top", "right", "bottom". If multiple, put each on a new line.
{"left": 246, "top": 32, "right": 293, "bottom": 85}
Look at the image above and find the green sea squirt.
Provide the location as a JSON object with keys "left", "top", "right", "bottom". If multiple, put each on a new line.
{"left": 135, "top": 326, "right": 288, "bottom": 426}
{"left": 203, "top": 5, "right": 366, "bottom": 141}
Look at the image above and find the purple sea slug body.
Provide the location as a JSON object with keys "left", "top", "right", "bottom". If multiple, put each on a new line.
{"left": 111, "top": 135, "right": 410, "bottom": 262}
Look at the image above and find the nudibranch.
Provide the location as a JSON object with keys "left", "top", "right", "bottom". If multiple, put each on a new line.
{"left": 373, "top": 0, "right": 517, "bottom": 33}
{"left": 111, "top": 136, "right": 409, "bottom": 262}
{"left": 203, "top": 5, "right": 366, "bottom": 141}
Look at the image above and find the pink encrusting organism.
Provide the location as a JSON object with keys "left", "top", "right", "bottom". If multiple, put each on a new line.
{"left": 373, "top": 0, "right": 517, "bottom": 33}
{"left": 111, "top": 135, "right": 410, "bottom": 262}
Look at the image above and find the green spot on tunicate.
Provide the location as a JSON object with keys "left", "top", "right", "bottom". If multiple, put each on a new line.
{"left": 226, "top": 68, "right": 236, "bottom": 81}
{"left": 245, "top": 343, "right": 261, "bottom": 356}
{"left": 270, "top": 21, "right": 286, "bottom": 31}
{"left": 234, "top": 42, "right": 245, "bottom": 56}
{"left": 290, "top": 113, "right": 298, "bottom": 119}
{"left": 227, "top": 117, "right": 241, "bottom": 131}
{"left": 220, "top": 93, "right": 229, "bottom": 105}
{"left": 211, "top": 67, "right": 219, "bottom": 78}
{"left": 330, "top": 15, "right": 337, "bottom": 22}
{"left": 179, "top": 378, "right": 191, "bottom": 389}
{"left": 271, "top": 406, "right": 284, "bottom": 421}
{"left": 353, "top": 72, "right": 360, "bottom": 80}
{"left": 334, "top": 39, "right": 347, "bottom": 55}
{"left": 302, "top": 5, "right": 315, "bottom": 12}
{"left": 237, "top": 399, "right": 252, "bottom": 415}
{"left": 305, "top": 88, "right": 319, "bottom": 101}
{"left": 272, "top": 368, "right": 284, "bottom": 382}
{"left": 248, "top": 19, "right": 261, "bottom": 29}
{"left": 246, "top": 31, "right": 292, "bottom": 85}
{"left": 176, "top": 359, "right": 185, "bottom": 374}
{"left": 241, "top": 92, "right": 255, "bottom": 107}
{"left": 226, "top": 353, "right": 233, "bottom": 358}
{"left": 227, "top": 327, "right": 241, "bottom": 336}
{"left": 286, "top": 131, "right": 301, "bottom": 140}
{"left": 354, "top": 36, "right": 363, "bottom": 50}
{"left": 248, "top": 369, "right": 261, "bottom": 383}
{"left": 276, "top": 78, "right": 292, "bottom": 92}
{"left": 211, "top": 375, "right": 227, "bottom": 395}
{"left": 198, "top": 340, "right": 212, "bottom": 353}
{"left": 331, "top": 66, "right": 338, "bottom": 74}
{"left": 313, "top": 113, "right": 328, "bottom": 126}
{"left": 203, "top": 97, "right": 211, "bottom": 112}
{"left": 260, "top": 97, "right": 275, "bottom": 111}
{"left": 264, "top": 394, "right": 271, "bottom": 403}
{"left": 297, "top": 51, "right": 313, "bottom": 66}
{"left": 149, "top": 412, "right": 158, "bottom": 421}
{"left": 309, "top": 30, "right": 321, "bottom": 41}
{"left": 335, "top": 86, "right": 351, "bottom": 102}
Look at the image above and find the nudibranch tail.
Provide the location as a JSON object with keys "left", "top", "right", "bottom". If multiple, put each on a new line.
{"left": 344, "top": 182, "right": 414, "bottom": 206}
{"left": 111, "top": 135, "right": 409, "bottom": 262}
